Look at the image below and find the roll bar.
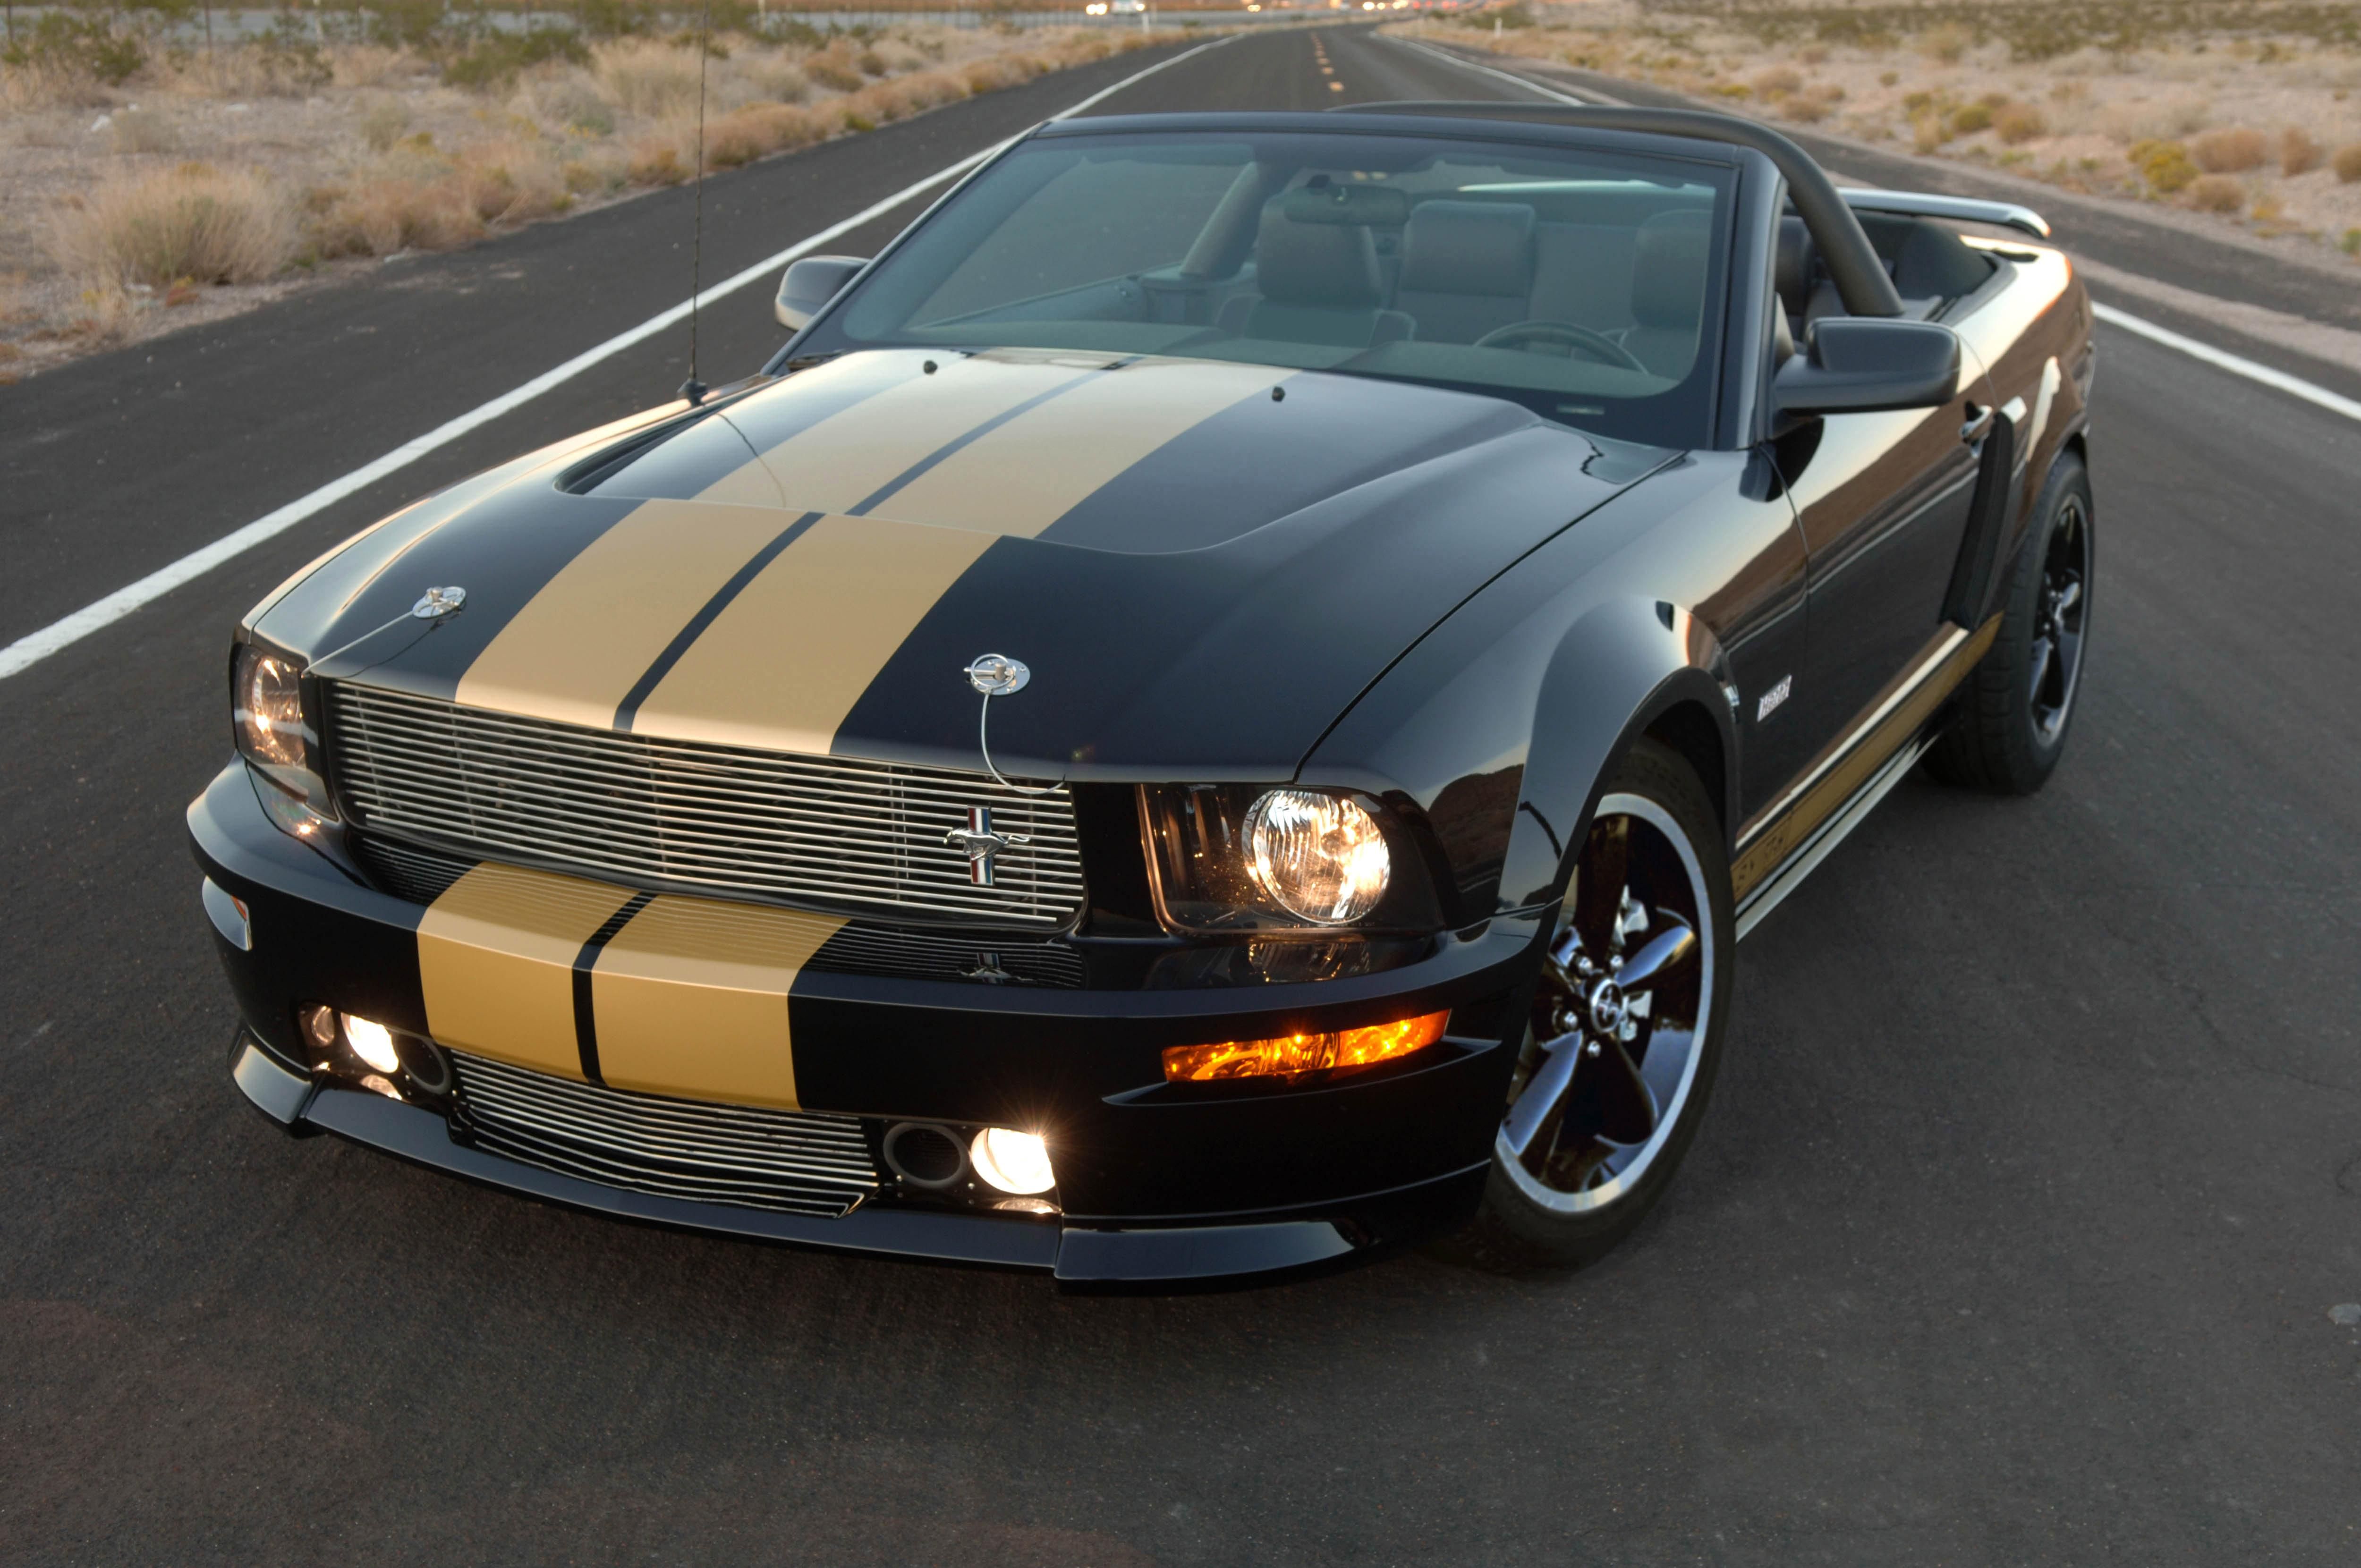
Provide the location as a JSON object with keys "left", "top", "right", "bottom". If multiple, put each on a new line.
{"left": 1338, "top": 102, "right": 1907, "bottom": 319}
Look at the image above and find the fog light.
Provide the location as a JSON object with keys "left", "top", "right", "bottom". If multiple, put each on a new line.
{"left": 969, "top": 1127, "right": 1054, "bottom": 1195}
{"left": 341, "top": 1014, "right": 401, "bottom": 1075}
{"left": 1162, "top": 1009, "right": 1449, "bottom": 1083}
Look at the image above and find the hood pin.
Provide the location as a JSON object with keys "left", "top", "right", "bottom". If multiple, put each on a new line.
{"left": 964, "top": 653, "right": 1053, "bottom": 798}
{"left": 411, "top": 585, "right": 467, "bottom": 619}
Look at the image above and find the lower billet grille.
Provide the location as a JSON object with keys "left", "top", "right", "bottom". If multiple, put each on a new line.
{"left": 451, "top": 1052, "right": 878, "bottom": 1218}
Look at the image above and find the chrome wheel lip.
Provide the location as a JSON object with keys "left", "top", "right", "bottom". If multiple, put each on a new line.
{"left": 1494, "top": 791, "right": 1715, "bottom": 1217}
{"left": 2030, "top": 493, "right": 2091, "bottom": 745}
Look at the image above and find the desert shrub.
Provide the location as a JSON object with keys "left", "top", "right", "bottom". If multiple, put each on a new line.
{"left": 357, "top": 96, "right": 413, "bottom": 152}
{"left": 2185, "top": 175, "right": 2245, "bottom": 213}
{"left": 527, "top": 76, "right": 617, "bottom": 136}
{"left": 1994, "top": 101, "right": 2046, "bottom": 144}
{"left": 1752, "top": 65, "right": 1802, "bottom": 97}
{"left": 2281, "top": 128, "right": 2323, "bottom": 176}
{"left": 454, "top": 140, "right": 567, "bottom": 223}
{"left": 2128, "top": 139, "right": 2199, "bottom": 195}
{"left": 805, "top": 50, "right": 866, "bottom": 93}
{"left": 4, "top": 14, "right": 144, "bottom": 85}
{"left": 331, "top": 46, "right": 416, "bottom": 89}
{"left": 856, "top": 48, "right": 888, "bottom": 76}
{"left": 1879, "top": 69, "right": 1900, "bottom": 86}
{"left": 1920, "top": 23, "right": 1973, "bottom": 64}
{"left": 2191, "top": 127, "right": 2266, "bottom": 173}
{"left": 705, "top": 102, "right": 822, "bottom": 167}
{"left": 109, "top": 108, "right": 179, "bottom": 155}
{"left": 1782, "top": 95, "right": 1829, "bottom": 124}
{"left": 595, "top": 39, "right": 704, "bottom": 118}
{"left": 315, "top": 177, "right": 484, "bottom": 255}
{"left": 1912, "top": 115, "right": 1948, "bottom": 154}
{"left": 1948, "top": 101, "right": 1993, "bottom": 136}
{"left": 445, "top": 28, "right": 589, "bottom": 90}
{"left": 51, "top": 164, "right": 298, "bottom": 288}
{"left": 2344, "top": 228, "right": 2361, "bottom": 255}
{"left": 628, "top": 137, "right": 688, "bottom": 185}
{"left": 737, "top": 58, "right": 807, "bottom": 104}
{"left": 2335, "top": 144, "right": 2361, "bottom": 184}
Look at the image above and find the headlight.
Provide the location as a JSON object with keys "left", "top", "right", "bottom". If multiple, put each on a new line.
{"left": 231, "top": 642, "right": 335, "bottom": 823}
{"left": 1244, "top": 788, "right": 1390, "bottom": 923}
{"left": 1139, "top": 783, "right": 1433, "bottom": 934}
{"left": 235, "top": 646, "right": 306, "bottom": 768}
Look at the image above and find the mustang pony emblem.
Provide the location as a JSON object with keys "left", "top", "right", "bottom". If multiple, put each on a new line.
{"left": 944, "top": 805, "right": 1030, "bottom": 887}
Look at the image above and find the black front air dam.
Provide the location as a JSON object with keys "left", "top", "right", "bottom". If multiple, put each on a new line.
{"left": 229, "top": 1030, "right": 1484, "bottom": 1283}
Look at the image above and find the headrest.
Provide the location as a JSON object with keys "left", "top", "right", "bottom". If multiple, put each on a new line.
{"left": 1631, "top": 208, "right": 1710, "bottom": 329}
{"left": 1776, "top": 215, "right": 1815, "bottom": 312}
{"left": 1400, "top": 201, "right": 1536, "bottom": 298}
{"left": 1253, "top": 205, "right": 1384, "bottom": 310}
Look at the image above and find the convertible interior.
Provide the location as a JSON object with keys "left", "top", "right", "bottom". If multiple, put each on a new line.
{"left": 823, "top": 132, "right": 2004, "bottom": 446}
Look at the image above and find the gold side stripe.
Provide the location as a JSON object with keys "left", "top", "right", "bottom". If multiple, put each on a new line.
{"left": 416, "top": 863, "right": 637, "bottom": 1081}
{"left": 454, "top": 499, "right": 801, "bottom": 731}
{"left": 1731, "top": 615, "right": 2001, "bottom": 901}
{"left": 590, "top": 894, "right": 845, "bottom": 1110}
{"left": 872, "top": 360, "right": 1292, "bottom": 536}
{"left": 625, "top": 514, "right": 998, "bottom": 754}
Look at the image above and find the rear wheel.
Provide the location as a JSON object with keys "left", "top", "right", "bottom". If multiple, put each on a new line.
{"left": 1449, "top": 739, "right": 1734, "bottom": 1271}
{"left": 1928, "top": 451, "right": 2094, "bottom": 794}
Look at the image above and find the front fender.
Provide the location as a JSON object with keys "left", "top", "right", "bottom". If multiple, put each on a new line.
{"left": 1303, "top": 457, "right": 1750, "bottom": 928}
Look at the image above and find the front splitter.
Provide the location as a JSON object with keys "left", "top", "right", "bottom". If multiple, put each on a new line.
{"left": 230, "top": 1032, "right": 1479, "bottom": 1284}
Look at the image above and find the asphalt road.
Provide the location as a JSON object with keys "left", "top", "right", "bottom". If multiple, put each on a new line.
{"left": 3, "top": 24, "right": 2358, "bottom": 1566}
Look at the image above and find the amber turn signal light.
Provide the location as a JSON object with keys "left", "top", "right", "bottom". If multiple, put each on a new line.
{"left": 1162, "top": 1009, "right": 1450, "bottom": 1084}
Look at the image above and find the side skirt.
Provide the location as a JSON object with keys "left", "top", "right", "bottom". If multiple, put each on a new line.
{"left": 1730, "top": 614, "right": 2001, "bottom": 939}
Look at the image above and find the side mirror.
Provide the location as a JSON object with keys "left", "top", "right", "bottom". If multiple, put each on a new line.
{"left": 1772, "top": 317, "right": 1959, "bottom": 422}
{"left": 775, "top": 254, "right": 866, "bottom": 331}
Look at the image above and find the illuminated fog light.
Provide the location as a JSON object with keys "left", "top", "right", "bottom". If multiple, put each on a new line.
{"left": 969, "top": 1128, "right": 1055, "bottom": 1195}
{"left": 340, "top": 1014, "right": 401, "bottom": 1075}
{"left": 1244, "top": 789, "right": 1391, "bottom": 924}
{"left": 1163, "top": 1009, "right": 1450, "bottom": 1084}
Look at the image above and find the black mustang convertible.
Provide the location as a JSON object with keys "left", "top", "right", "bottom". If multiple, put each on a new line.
{"left": 194, "top": 105, "right": 2095, "bottom": 1283}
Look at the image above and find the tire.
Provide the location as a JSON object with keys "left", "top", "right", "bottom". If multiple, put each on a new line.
{"left": 1446, "top": 737, "right": 1736, "bottom": 1272}
{"left": 1926, "top": 450, "right": 2094, "bottom": 795}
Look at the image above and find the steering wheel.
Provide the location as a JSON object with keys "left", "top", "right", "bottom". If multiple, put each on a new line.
{"left": 1473, "top": 319, "right": 1648, "bottom": 372}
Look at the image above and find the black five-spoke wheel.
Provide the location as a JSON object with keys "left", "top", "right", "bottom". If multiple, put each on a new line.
{"left": 1452, "top": 739, "right": 1733, "bottom": 1270}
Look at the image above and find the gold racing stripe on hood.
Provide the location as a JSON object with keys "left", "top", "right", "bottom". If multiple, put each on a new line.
{"left": 870, "top": 359, "right": 1293, "bottom": 535}
{"left": 453, "top": 499, "right": 803, "bottom": 730}
{"left": 416, "top": 864, "right": 640, "bottom": 1081}
{"left": 588, "top": 895, "right": 844, "bottom": 1110}
{"left": 745, "top": 348, "right": 1109, "bottom": 514}
{"left": 622, "top": 514, "right": 997, "bottom": 754}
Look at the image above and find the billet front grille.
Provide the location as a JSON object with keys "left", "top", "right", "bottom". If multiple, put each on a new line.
{"left": 451, "top": 1052, "right": 878, "bottom": 1218}
{"left": 352, "top": 832, "right": 1085, "bottom": 987}
{"left": 325, "top": 682, "right": 1086, "bottom": 927}
{"left": 355, "top": 834, "right": 476, "bottom": 905}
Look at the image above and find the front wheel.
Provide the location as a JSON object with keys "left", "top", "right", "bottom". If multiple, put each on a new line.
{"left": 1448, "top": 738, "right": 1735, "bottom": 1271}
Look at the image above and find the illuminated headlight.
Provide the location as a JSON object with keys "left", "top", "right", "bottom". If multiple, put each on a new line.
{"left": 234, "top": 645, "right": 306, "bottom": 769}
{"left": 968, "top": 1128, "right": 1055, "bottom": 1195}
{"left": 1243, "top": 789, "right": 1392, "bottom": 924}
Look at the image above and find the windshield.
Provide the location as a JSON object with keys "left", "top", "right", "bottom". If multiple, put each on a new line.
{"left": 796, "top": 129, "right": 1735, "bottom": 448}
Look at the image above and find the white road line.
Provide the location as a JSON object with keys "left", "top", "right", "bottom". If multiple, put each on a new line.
{"left": 1387, "top": 34, "right": 1588, "bottom": 105}
{"left": 2093, "top": 302, "right": 2361, "bottom": 425}
{"left": 0, "top": 34, "right": 1236, "bottom": 684}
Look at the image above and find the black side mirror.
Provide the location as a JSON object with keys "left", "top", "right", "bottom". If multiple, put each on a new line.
{"left": 775, "top": 255, "right": 867, "bottom": 331}
{"left": 1773, "top": 317, "right": 1959, "bottom": 423}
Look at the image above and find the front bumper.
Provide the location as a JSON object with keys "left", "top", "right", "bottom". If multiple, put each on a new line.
{"left": 195, "top": 760, "right": 1540, "bottom": 1282}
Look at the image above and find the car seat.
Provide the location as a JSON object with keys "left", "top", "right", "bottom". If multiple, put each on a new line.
{"left": 1393, "top": 201, "right": 1537, "bottom": 345}
{"left": 1219, "top": 206, "right": 1413, "bottom": 349}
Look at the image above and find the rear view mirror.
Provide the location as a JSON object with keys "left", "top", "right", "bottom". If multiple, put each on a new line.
{"left": 775, "top": 254, "right": 866, "bottom": 330}
{"left": 1773, "top": 317, "right": 1959, "bottom": 422}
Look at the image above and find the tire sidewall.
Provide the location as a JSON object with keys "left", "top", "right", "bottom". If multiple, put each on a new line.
{"left": 1463, "top": 737, "right": 1737, "bottom": 1269}
{"left": 2003, "top": 453, "right": 2096, "bottom": 781}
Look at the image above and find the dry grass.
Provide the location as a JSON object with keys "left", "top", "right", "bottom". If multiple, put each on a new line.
{"left": 1994, "top": 101, "right": 2046, "bottom": 144}
{"left": 2187, "top": 174, "right": 2247, "bottom": 212}
{"left": 105, "top": 107, "right": 179, "bottom": 154}
{"left": 2191, "top": 127, "right": 2267, "bottom": 173}
{"left": 2281, "top": 128, "right": 2323, "bottom": 177}
{"left": 49, "top": 163, "right": 298, "bottom": 288}
{"left": 2337, "top": 144, "right": 2361, "bottom": 184}
{"left": 593, "top": 39, "right": 707, "bottom": 120}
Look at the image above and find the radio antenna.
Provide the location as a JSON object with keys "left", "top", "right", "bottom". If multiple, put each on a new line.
{"left": 679, "top": 0, "right": 713, "bottom": 406}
